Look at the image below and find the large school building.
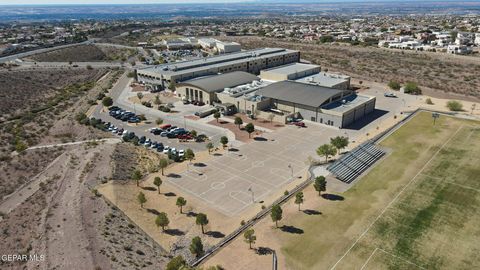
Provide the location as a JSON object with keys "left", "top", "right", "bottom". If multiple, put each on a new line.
{"left": 136, "top": 48, "right": 300, "bottom": 91}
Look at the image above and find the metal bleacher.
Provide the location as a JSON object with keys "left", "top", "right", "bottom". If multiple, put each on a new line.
{"left": 327, "top": 141, "right": 386, "bottom": 184}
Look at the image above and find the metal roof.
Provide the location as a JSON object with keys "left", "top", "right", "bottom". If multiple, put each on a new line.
{"left": 261, "top": 63, "right": 319, "bottom": 75}
{"left": 178, "top": 71, "right": 259, "bottom": 93}
{"left": 139, "top": 48, "right": 293, "bottom": 75}
{"left": 256, "top": 81, "right": 350, "bottom": 108}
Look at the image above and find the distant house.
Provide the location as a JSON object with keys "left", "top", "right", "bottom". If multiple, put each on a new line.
{"left": 447, "top": 44, "right": 472, "bottom": 55}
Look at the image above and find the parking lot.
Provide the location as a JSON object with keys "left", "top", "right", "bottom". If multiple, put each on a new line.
{"left": 164, "top": 124, "right": 342, "bottom": 216}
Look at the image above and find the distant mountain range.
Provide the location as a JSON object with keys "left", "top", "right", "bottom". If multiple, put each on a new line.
{"left": 0, "top": 1, "right": 479, "bottom": 22}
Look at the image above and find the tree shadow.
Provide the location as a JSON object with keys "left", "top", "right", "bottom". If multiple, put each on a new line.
{"left": 280, "top": 225, "right": 304, "bottom": 234}
{"left": 213, "top": 153, "right": 223, "bottom": 156}
{"left": 228, "top": 148, "right": 239, "bottom": 152}
{"left": 205, "top": 231, "right": 225, "bottom": 238}
{"left": 256, "top": 247, "right": 273, "bottom": 255}
{"left": 164, "top": 192, "right": 176, "bottom": 197}
{"left": 322, "top": 193, "right": 345, "bottom": 201}
{"left": 165, "top": 229, "right": 185, "bottom": 236}
{"left": 141, "top": 186, "right": 157, "bottom": 191}
{"left": 253, "top": 137, "right": 268, "bottom": 141}
{"left": 146, "top": 208, "right": 160, "bottom": 215}
{"left": 167, "top": 173, "right": 181, "bottom": 178}
{"left": 193, "top": 162, "right": 207, "bottom": 167}
{"left": 303, "top": 209, "right": 322, "bottom": 215}
{"left": 186, "top": 211, "right": 198, "bottom": 217}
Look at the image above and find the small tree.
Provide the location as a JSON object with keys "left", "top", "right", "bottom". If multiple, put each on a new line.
{"left": 317, "top": 144, "right": 337, "bottom": 163}
{"left": 446, "top": 100, "right": 463, "bottom": 111}
{"left": 189, "top": 236, "right": 204, "bottom": 258}
{"left": 102, "top": 96, "right": 113, "bottom": 107}
{"left": 137, "top": 192, "right": 147, "bottom": 208}
{"left": 132, "top": 169, "right": 142, "bottom": 186}
{"left": 425, "top": 98, "right": 434, "bottom": 105}
{"left": 220, "top": 136, "right": 229, "bottom": 149}
{"left": 153, "top": 176, "right": 162, "bottom": 194}
{"left": 270, "top": 204, "right": 283, "bottom": 228}
{"left": 137, "top": 92, "right": 144, "bottom": 102}
{"left": 206, "top": 142, "right": 214, "bottom": 154}
{"left": 234, "top": 117, "right": 243, "bottom": 129}
{"left": 159, "top": 158, "right": 168, "bottom": 176}
{"left": 154, "top": 95, "right": 161, "bottom": 105}
{"left": 176, "top": 197, "right": 187, "bottom": 214}
{"left": 196, "top": 213, "right": 209, "bottom": 234}
{"left": 214, "top": 111, "right": 221, "bottom": 122}
{"left": 245, "top": 123, "right": 255, "bottom": 138}
{"left": 166, "top": 256, "right": 186, "bottom": 270}
{"left": 243, "top": 228, "right": 256, "bottom": 249}
{"left": 388, "top": 80, "right": 401, "bottom": 91}
{"left": 313, "top": 176, "right": 327, "bottom": 196}
{"left": 295, "top": 192, "right": 304, "bottom": 211}
{"left": 330, "top": 136, "right": 349, "bottom": 154}
{"left": 185, "top": 148, "right": 195, "bottom": 164}
{"left": 404, "top": 82, "right": 421, "bottom": 95}
{"left": 155, "top": 212, "right": 169, "bottom": 232}
{"left": 190, "top": 130, "right": 197, "bottom": 138}
{"left": 156, "top": 118, "right": 163, "bottom": 125}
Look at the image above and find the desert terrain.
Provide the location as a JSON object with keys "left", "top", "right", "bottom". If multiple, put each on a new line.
{"left": 220, "top": 36, "right": 480, "bottom": 101}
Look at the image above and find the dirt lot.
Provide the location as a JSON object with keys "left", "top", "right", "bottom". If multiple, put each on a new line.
{"left": 220, "top": 36, "right": 480, "bottom": 101}
{"left": 27, "top": 44, "right": 137, "bottom": 62}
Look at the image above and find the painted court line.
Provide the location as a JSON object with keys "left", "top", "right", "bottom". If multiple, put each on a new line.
{"left": 329, "top": 125, "right": 464, "bottom": 270}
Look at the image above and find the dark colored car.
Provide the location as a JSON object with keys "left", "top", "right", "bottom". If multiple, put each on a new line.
{"left": 139, "top": 136, "right": 146, "bottom": 144}
{"left": 128, "top": 117, "right": 140, "bottom": 123}
{"left": 166, "top": 132, "right": 177, "bottom": 138}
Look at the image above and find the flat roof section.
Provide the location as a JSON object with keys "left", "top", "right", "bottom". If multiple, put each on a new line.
{"left": 296, "top": 72, "right": 350, "bottom": 87}
{"left": 321, "top": 94, "right": 374, "bottom": 113}
{"left": 256, "top": 81, "right": 350, "bottom": 108}
{"left": 261, "top": 63, "right": 320, "bottom": 75}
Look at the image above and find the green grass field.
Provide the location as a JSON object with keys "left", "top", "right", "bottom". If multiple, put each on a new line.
{"left": 277, "top": 112, "right": 480, "bottom": 270}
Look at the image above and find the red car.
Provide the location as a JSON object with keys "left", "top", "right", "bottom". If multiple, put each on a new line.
{"left": 177, "top": 134, "right": 193, "bottom": 140}
{"left": 293, "top": 122, "right": 306, "bottom": 127}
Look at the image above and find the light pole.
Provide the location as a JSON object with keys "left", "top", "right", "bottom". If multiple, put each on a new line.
{"left": 248, "top": 187, "right": 254, "bottom": 203}
{"left": 432, "top": 112, "right": 440, "bottom": 125}
{"left": 288, "top": 164, "right": 293, "bottom": 179}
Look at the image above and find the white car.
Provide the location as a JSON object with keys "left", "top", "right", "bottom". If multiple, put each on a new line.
{"left": 163, "top": 146, "right": 170, "bottom": 154}
{"left": 178, "top": 149, "right": 185, "bottom": 158}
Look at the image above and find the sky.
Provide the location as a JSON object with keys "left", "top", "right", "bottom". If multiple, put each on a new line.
{"left": 0, "top": 0, "right": 250, "bottom": 4}
{"left": 0, "top": 0, "right": 422, "bottom": 5}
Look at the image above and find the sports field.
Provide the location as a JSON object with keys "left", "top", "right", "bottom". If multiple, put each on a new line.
{"left": 278, "top": 112, "right": 480, "bottom": 270}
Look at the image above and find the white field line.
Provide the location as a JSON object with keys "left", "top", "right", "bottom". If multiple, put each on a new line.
{"left": 377, "top": 248, "right": 426, "bottom": 269}
{"left": 329, "top": 125, "right": 464, "bottom": 270}
{"left": 419, "top": 173, "right": 480, "bottom": 192}
{"left": 359, "top": 248, "right": 378, "bottom": 270}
